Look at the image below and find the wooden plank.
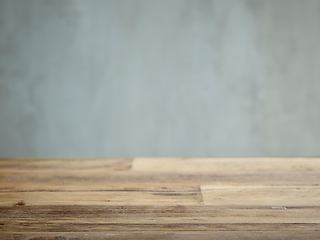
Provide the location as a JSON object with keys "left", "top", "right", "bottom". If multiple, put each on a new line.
{"left": 1, "top": 171, "right": 319, "bottom": 185}
{"left": 201, "top": 185, "right": 320, "bottom": 206}
{"left": 0, "top": 182, "right": 199, "bottom": 192}
{"left": 1, "top": 221, "right": 320, "bottom": 232}
{"left": 0, "top": 182, "right": 319, "bottom": 194}
{"left": 1, "top": 205, "right": 320, "bottom": 225}
{"left": 132, "top": 158, "right": 320, "bottom": 173}
{"left": 2, "top": 231, "right": 320, "bottom": 240}
{"left": 0, "top": 158, "right": 132, "bottom": 171}
{"left": 0, "top": 191, "right": 202, "bottom": 207}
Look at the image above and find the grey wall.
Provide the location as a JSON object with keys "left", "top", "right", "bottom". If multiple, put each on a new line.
{"left": 1, "top": 0, "right": 320, "bottom": 157}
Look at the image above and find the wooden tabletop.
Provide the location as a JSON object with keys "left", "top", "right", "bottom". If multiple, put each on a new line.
{"left": 1, "top": 158, "right": 320, "bottom": 239}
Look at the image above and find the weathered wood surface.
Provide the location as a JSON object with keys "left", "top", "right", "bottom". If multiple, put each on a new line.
{"left": 0, "top": 158, "right": 320, "bottom": 239}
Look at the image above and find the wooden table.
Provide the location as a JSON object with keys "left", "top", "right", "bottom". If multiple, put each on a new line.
{"left": 1, "top": 158, "right": 320, "bottom": 239}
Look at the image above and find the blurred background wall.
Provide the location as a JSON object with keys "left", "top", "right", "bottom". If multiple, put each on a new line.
{"left": 1, "top": 0, "right": 320, "bottom": 157}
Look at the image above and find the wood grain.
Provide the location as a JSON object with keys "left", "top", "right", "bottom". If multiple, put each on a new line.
{"left": 2, "top": 231, "right": 320, "bottom": 240}
{"left": 0, "top": 158, "right": 320, "bottom": 240}
{"left": 132, "top": 158, "right": 320, "bottom": 173}
{"left": 201, "top": 185, "right": 320, "bottom": 206}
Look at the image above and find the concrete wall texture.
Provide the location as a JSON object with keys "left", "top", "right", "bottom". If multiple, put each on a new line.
{"left": 1, "top": 0, "right": 320, "bottom": 157}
